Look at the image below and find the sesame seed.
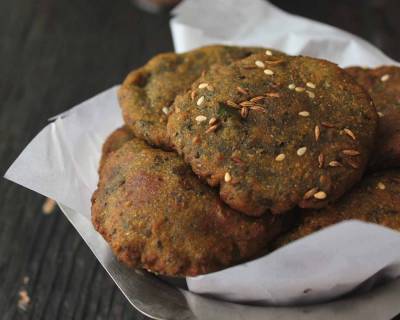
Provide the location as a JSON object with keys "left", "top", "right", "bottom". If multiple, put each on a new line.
{"left": 344, "top": 128, "right": 356, "bottom": 140}
{"left": 237, "top": 86, "right": 248, "bottom": 95}
{"left": 303, "top": 187, "right": 318, "bottom": 200}
{"left": 318, "top": 153, "right": 325, "bottom": 168}
{"left": 205, "top": 124, "right": 219, "bottom": 134}
{"left": 315, "top": 125, "right": 320, "bottom": 141}
{"left": 224, "top": 172, "right": 232, "bottom": 182}
{"left": 275, "top": 153, "right": 285, "bottom": 161}
{"left": 295, "top": 87, "right": 305, "bottom": 92}
{"left": 250, "top": 105, "right": 266, "bottom": 112}
{"left": 329, "top": 160, "right": 342, "bottom": 167}
{"left": 345, "top": 158, "right": 359, "bottom": 169}
{"left": 265, "top": 50, "right": 273, "bottom": 56}
{"left": 195, "top": 115, "right": 207, "bottom": 123}
{"left": 250, "top": 96, "right": 265, "bottom": 102}
{"left": 377, "top": 182, "right": 386, "bottom": 190}
{"left": 198, "top": 83, "right": 208, "bottom": 89}
{"left": 342, "top": 149, "right": 360, "bottom": 156}
{"left": 298, "top": 111, "right": 310, "bottom": 117}
{"left": 288, "top": 84, "right": 296, "bottom": 90}
{"left": 255, "top": 60, "right": 265, "bottom": 68}
{"left": 264, "top": 69, "right": 274, "bottom": 75}
{"left": 240, "top": 107, "right": 249, "bottom": 119}
{"left": 297, "top": 147, "right": 307, "bottom": 156}
{"left": 240, "top": 101, "right": 253, "bottom": 107}
{"left": 226, "top": 100, "right": 240, "bottom": 109}
{"left": 197, "top": 96, "right": 205, "bottom": 106}
{"left": 381, "top": 74, "right": 390, "bottom": 82}
{"left": 209, "top": 117, "right": 218, "bottom": 125}
{"left": 306, "top": 90, "right": 315, "bottom": 98}
{"left": 306, "top": 82, "right": 316, "bottom": 89}
{"left": 162, "top": 107, "right": 169, "bottom": 115}
{"left": 378, "top": 112, "right": 384, "bottom": 118}
{"left": 314, "top": 191, "right": 327, "bottom": 200}
{"left": 265, "top": 92, "right": 280, "bottom": 98}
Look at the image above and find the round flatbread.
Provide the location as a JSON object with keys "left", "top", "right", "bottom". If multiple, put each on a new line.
{"left": 168, "top": 52, "right": 378, "bottom": 216}
{"left": 346, "top": 66, "right": 400, "bottom": 169}
{"left": 92, "top": 131, "right": 285, "bottom": 277}
{"left": 274, "top": 170, "right": 400, "bottom": 248}
{"left": 118, "top": 45, "right": 280, "bottom": 148}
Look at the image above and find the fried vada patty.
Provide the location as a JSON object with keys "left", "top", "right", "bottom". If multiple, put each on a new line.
{"left": 274, "top": 170, "right": 400, "bottom": 248}
{"left": 92, "top": 132, "right": 285, "bottom": 277}
{"left": 346, "top": 66, "right": 400, "bottom": 169}
{"left": 118, "top": 45, "right": 283, "bottom": 148}
{"left": 167, "top": 52, "right": 378, "bottom": 216}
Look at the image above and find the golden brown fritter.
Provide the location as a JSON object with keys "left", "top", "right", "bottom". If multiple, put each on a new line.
{"left": 274, "top": 170, "right": 400, "bottom": 248}
{"left": 167, "top": 52, "right": 378, "bottom": 217}
{"left": 346, "top": 66, "right": 400, "bottom": 169}
{"left": 92, "top": 135, "right": 285, "bottom": 277}
{"left": 99, "top": 126, "right": 134, "bottom": 170}
{"left": 118, "top": 45, "right": 281, "bottom": 148}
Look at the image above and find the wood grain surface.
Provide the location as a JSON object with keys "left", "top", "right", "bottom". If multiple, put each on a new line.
{"left": 1, "top": 0, "right": 399, "bottom": 319}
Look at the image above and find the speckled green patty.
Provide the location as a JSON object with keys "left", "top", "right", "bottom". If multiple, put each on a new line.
{"left": 273, "top": 170, "right": 400, "bottom": 248}
{"left": 346, "top": 66, "right": 400, "bottom": 170}
{"left": 118, "top": 45, "right": 281, "bottom": 148}
{"left": 167, "top": 52, "right": 378, "bottom": 216}
{"left": 91, "top": 130, "right": 285, "bottom": 277}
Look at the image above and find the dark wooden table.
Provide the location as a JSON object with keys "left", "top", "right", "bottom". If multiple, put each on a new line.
{"left": 1, "top": 0, "right": 399, "bottom": 319}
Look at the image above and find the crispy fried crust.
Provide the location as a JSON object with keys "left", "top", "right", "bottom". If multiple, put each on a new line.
{"left": 167, "top": 53, "right": 378, "bottom": 216}
{"left": 118, "top": 45, "right": 279, "bottom": 148}
{"left": 92, "top": 133, "right": 285, "bottom": 277}
{"left": 99, "top": 126, "right": 134, "bottom": 171}
{"left": 346, "top": 66, "right": 400, "bottom": 169}
{"left": 273, "top": 170, "right": 400, "bottom": 248}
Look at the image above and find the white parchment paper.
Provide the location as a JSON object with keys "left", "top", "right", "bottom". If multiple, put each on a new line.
{"left": 4, "top": 0, "right": 400, "bottom": 307}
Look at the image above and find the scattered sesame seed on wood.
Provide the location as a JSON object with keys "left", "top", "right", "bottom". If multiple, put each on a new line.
{"left": 378, "top": 112, "right": 384, "bottom": 118}
{"left": 295, "top": 87, "right": 305, "bottom": 92}
{"left": 250, "top": 96, "right": 265, "bottom": 102}
{"left": 224, "top": 172, "right": 232, "bottom": 182}
{"left": 250, "top": 105, "right": 266, "bottom": 113}
{"left": 196, "top": 96, "right": 205, "bottom": 106}
{"left": 265, "top": 50, "right": 273, "bottom": 56}
{"left": 288, "top": 84, "right": 296, "bottom": 90}
{"left": 42, "top": 198, "right": 56, "bottom": 215}
{"left": 306, "top": 82, "right": 316, "bottom": 89}
{"left": 314, "top": 191, "right": 327, "bottom": 200}
{"left": 275, "top": 153, "right": 285, "bottom": 161}
{"left": 18, "top": 290, "right": 30, "bottom": 311}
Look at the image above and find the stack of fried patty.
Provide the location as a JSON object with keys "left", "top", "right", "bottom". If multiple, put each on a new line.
{"left": 91, "top": 45, "right": 400, "bottom": 277}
